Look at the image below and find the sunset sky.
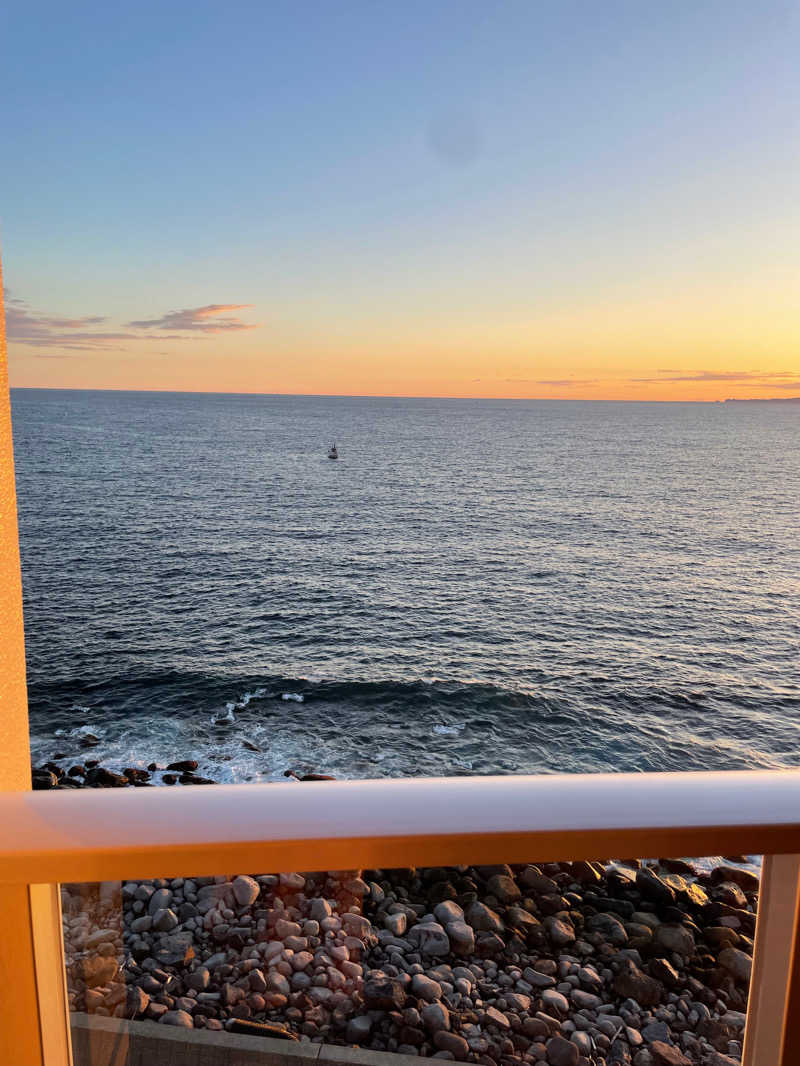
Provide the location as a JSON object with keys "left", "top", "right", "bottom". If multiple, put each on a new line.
{"left": 2, "top": 1, "right": 799, "bottom": 400}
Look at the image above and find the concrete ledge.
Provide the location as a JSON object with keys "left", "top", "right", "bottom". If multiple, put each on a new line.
{"left": 70, "top": 1014, "right": 425, "bottom": 1066}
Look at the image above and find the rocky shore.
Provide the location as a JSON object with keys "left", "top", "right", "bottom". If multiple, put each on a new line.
{"left": 39, "top": 760, "right": 757, "bottom": 1066}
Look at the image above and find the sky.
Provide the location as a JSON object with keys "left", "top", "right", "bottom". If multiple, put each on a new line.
{"left": 1, "top": 0, "right": 799, "bottom": 400}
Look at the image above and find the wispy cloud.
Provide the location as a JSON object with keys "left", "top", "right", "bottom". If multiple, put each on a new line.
{"left": 632, "top": 369, "right": 800, "bottom": 384}
{"left": 127, "top": 304, "right": 257, "bottom": 333}
{"left": 533, "top": 378, "right": 599, "bottom": 387}
{"left": 4, "top": 291, "right": 259, "bottom": 353}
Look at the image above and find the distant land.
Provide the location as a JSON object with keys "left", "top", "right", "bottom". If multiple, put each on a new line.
{"left": 724, "top": 396, "right": 800, "bottom": 403}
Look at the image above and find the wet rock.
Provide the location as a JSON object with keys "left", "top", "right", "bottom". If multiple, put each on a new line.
{"left": 166, "top": 760, "right": 198, "bottom": 772}
{"left": 434, "top": 1030, "right": 470, "bottom": 1060}
{"left": 636, "top": 869, "right": 675, "bottom": 906}
{"left": 486, "top": 874, "right": 521, "bottom": 904}
{"left": 543, "top": 916, "right": 575, "bottom": 946}
{"left": 408, "top": 922, "right": 450, "bottom": 956}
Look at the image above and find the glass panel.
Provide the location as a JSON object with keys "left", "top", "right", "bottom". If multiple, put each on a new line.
{"left": 63, "top": 855, "right": 758, "bottom": 1064}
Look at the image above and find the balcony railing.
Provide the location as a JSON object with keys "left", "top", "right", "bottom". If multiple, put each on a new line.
{"left": 1, "top": 770, "right": 800, "bottom": 1065}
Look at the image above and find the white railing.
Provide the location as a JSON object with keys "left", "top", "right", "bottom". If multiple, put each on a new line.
{"left": 1, "top": 770, "right": 800, "bottom": 1065}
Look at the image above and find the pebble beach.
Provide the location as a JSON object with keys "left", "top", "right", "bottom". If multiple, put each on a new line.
{"left": 40, "top": 758, "right": 756, "bottom": 1066}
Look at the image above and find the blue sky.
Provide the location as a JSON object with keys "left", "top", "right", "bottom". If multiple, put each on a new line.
{"left": 2, "top": 1, "right": 799, "bottom": 397}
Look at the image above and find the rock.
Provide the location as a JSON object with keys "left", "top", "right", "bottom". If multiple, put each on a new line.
{"left": 482, "top": 1005, "right": 511, "bottom": 1029}
{"left": 652, "top": 923, "right": 695, "bottom": 958}
{"left": 126, "top": 986, "right": 149, "bottom": 1016}
{"left": 486, "top": 874, "right": 521, "bottom": 904}
{"left": 32, "top": 770, "right": 59, "bottom": 789}
{"left": 151, "top": 907, "right": 179, "bottom": 932}
{"left": 341, "top": 913, "right": 372, "bottom": 939}
{"left": 543, "top": 916, "right": 575, "bottom": 946}
{"left": 649, "top": 1043, "right": 691, "bottom": 1066}
{"left": 433, "top": 1031, "right": 470, "bottom": 1060}
{"left": 232, "top": 875, "right": 260, "bottom": 907}
{"left": 711, "top": 865, "right": 760, "bottom": 893}
{"left": 85, "top": 767, "right": 129, "bottom": 787}
{"left": 586, "top": 912, "right": 628, "bottom": 945}
{"left": 465, "top": 901, "right": 504, "bottom": 933}
{"left": 434, "top": 900, "right": 464, "bottom": 924}
{"left": 546, "top": 1034, "right": 580, "bottom": 1066}
{"left": 445, "top": 920, "right": 475, "bottom": 955}
{"left": 641, "top": 1021, "right": 670, "bottom": 1043}
{"left": 540, "top": 989, "right": 569, "bottom": 1015}
{"left": 385, "top": 911, "right": 407, "bottom": 936}
{"left": 421, "top": 1001, "right": 450, "bottom": 1034}
{"left": 649, "top": 957, "right": 680, "bottom": 986}
{"left": 159, "top": 1010, "right": 194, "bottom": 1028}
{"left": 309, "top": 898, "right": 332, "bottom": 921}
{"left": 408, "top": 921, "right": 450, "bottom": 956}
{"left": 186, "top": 968, "right": 210, "bottom": 991}
{"left": 279, "top": 872, "right": 305, "bottom": 891}
{"left": 524, "top": 965, "right": 557, "bottom": 988}
{"left": 76, "top": 957, "right": 118, "bottom": 988}
{"left": 364, "top": 974, "right": 406, "bottom": 1011}
{"left": 636, "top": 869, "right": 675, "bottom": 906}
{"left": 718, "top": 946, "right": 752, "bottom": 982}
{"left": 346, "top": 1016, "right": 373, "bottom": 1043}
{"left": 166, "top": 760, "right": 198, "bottom": 772}
{"left": 614, "top": 959, "right": 663, "bottom": 1007}
{"left": 411, "top": 974, "right": 442, "bottom": 1001}
{"left": 148, "top": 888, "right": 173, "bottom": 915}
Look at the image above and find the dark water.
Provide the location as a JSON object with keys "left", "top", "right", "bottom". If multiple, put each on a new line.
{"left": 11, "top": 388, "right": 800, "bottom": 782}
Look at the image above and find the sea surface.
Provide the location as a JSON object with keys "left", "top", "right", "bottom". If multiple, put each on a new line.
{"left": 11, "top": 389, "right": 800, "bottom": 784}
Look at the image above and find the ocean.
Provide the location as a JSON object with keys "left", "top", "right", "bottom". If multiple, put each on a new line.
{"left": 11, "top": 388, "right": 800, "bottom": 783}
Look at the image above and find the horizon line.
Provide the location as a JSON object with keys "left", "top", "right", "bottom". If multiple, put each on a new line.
{"left": 7, "top": 385, "right": 754, "bottom": 404}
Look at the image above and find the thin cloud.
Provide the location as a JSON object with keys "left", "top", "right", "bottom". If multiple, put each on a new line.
{"left": 534, "top": 378, "right": 599, "bottom": 387}
{"left": 4, "top": 291, "right": 258, "bottom": 353}
{"left": 127, "top": 304, "right": 257, "bottom": 333}
{"left": 632, "top": 370, "right": 800, "bottom": 383}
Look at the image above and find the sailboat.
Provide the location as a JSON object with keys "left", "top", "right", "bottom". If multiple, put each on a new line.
{"left": 327, "top": 442, "right": 338, "bottom": 460}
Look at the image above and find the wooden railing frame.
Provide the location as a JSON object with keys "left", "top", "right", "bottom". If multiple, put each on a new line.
{"left": 0, "top": 772, "right": 800, "bottom": 1065}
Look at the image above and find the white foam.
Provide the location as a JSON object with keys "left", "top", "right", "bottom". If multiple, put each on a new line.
{"left": 433, "top": 723, "right": 464, "bottom": 735}
{"left": 281, "top": 692, "right": 304, "bottom": 703}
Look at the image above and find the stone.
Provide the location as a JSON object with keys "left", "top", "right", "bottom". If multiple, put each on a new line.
{"left": 718, "top": 946, "right": 752, "bottom": 982}
{"left": 546, "top": 1034, "right": 580, "bottom": 1066}
{"left": 433, "top": 1031, "right": 470, "bottom": 1060}
{"left": 166, "top": 760, "right": 198, "bottom": 772}
{"left": 159, "top": 1010, "right": 194, "bottom": 1028}
{"left": 649, "top": 1043, "right": 691, "bottom": 1066}
{"left": 385, "top": 911, "right": 407, "bottom": 936}
{"left": 544, "top": 916, "right": 575, "bottom": 946}
{"left": 148, "top": 888, "right": 173, "bottom": 915}
{"left": 652, "top": 923, "right": 695, "bottom": 958}
{"left": 445, "top": 920, "right": 475, "bottom": 955}
{"left": 641, "top": 1021, "right": 670, "bottom": 1043}
{"left": 408, "top": 922, "right": 450, "bottom": 956}
{"left": 76, "top": 957, "right": 118, "bottom": 988}
{"left": 232, "top": 875, "right": 260, "bottom": 907}
{"left": 486, "top": 873, "right": 521, "bottom": 904}
{"left": 540, "top": 989, "right": 569, "bottom": 1015}
{"left": 586, "top": 912, "right": 628, "bottom": 945}
{"left": 364, "top": 974, "right": 406, "bottom": 1011}
{"left": 151, "top": 907, "right": 179, "bottom": 933}
{"left": 649, "top": 957, "right": 680, "bottom": 986}
{"left": 421, "top": 1001, "right": 450, "bottom": 1034}
{"left": 482, "top": 1005, "right": 511, "bottom": 1029}
{"left": 636, "top": 869, "right": 675, "bottom": 906}
{"left": 346, "top": 1015, "right": 373, "bottom": 1043}
{"left": 614, "top": 960, "right": 663, "bottom": 1007}
{"left": 341, "top": 913, "right": 372, "bottom": 939}
{"left": 309, "top": 898, "right": 332, "bottom": 921}
{"left": 465, "top": 901, "right": 504, "bottom": 933}
{"left": 434, "top": 900, "right": 464, "bottom": 924}
{"left": 524, "top": 966, "right": 557, "bottom": 989}
{"left": 412, "top": 974, "right": 442, "bottom": 1001}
